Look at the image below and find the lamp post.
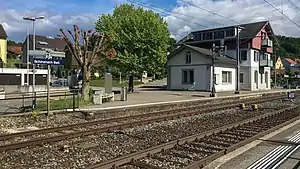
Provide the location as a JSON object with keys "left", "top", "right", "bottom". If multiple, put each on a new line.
{"left": 23, "top": 16, "right": 44, "bottom": 108}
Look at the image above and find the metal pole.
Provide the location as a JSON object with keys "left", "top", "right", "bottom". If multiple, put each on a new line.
{"left": 235, "top": 27, "right": 240, "bottom": 94}
{"left": 210, "top": 43, "right": 216, "bottom": 97}
{"left": 26, "top": 28, "right": 29, "bottom": 86}
{"left": 274, "top": 49, "right": 277, "bottom": 88}
{"left": 32, "top": 20, "right": 36, "bottom": 108}
{"left": 47, "top": 64, "right": 51, "bottom": 115}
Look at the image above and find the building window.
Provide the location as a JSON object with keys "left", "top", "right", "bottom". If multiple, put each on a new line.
{"left": 203, "top": 32, "right": 213, "bottom": 40}
{"left": 260, "top": 52, "right": 267, "bottom": 60}
{"left": 182, "top": 69, "right": 194, "bottom": 84}
{"left": 214, "top": 31, "right": 225, "bottom": 39}
{"left": 261, "top": 73, "right": 263, "bottom": 84}
{"left": 261, "top": 32, "right": 267, "bottom": 40}
{"left": 214, "top": 74, "right": 219, "bottom": 85}
{"left": 193, "top": 32, "right": 201, "bottom": 41}
{"left": 226, "top": 29, "right": 235, "bottom": 37}
{"left": 222, "top": 71, "right": 232, "bottom": 84}
{"left": 240, "top": 50, "right": 247, "bottom": 61}
{"left": 254, "top": 51, "right": 259, "bottom": 62}
{"left": 240, "top": 73, "right": 244, "bottom": 83}
{"left": 186, "top": 51, "right": 191, "bottom": 64}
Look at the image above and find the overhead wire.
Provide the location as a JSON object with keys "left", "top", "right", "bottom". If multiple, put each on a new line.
{"left": 126, "top": 0, "right": 209, "bottom": 28}
{"left": 263, "top": 0, "right": 300, "bottom": 28}
{"left": 180, "top": 0, "right": 241, "bottom": 25}
{"left": 287, "top": 0, "right": 300, "bottom": 11}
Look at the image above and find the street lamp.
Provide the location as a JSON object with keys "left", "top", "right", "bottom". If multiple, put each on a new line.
{"left": 23, "top": 15, "right": 44, "bottom": 108}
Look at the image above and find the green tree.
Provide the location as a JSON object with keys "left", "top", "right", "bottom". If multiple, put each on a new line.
{"left": 168, "top": 37, "right": 177, "bottom": 53}
{"left": 96, "top": 4, "right": 171, "bottom": 83}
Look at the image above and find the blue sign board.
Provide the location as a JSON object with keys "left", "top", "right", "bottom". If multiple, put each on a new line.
{"left": 33, "top": 58, "right": 64, "bottom": 65}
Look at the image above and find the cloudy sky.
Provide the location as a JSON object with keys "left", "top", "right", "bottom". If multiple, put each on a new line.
{"left": 1, "top": 0, "right": 300, "bottom": 42}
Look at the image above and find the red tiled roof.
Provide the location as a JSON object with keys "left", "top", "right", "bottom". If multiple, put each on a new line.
{"left": 285, "top": 58, "right": 297, "bottom": 65}
{"left": 7, "top": 46, "right": 22, "bottom": 55}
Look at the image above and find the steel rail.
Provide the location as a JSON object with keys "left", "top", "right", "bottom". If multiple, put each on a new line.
{"left": 0, "top": 94, "right": 283, "bottom": 141}
{"left": 0, "top": 95, "right": 285, "bottom": 152}
{"left": 86, "top": 106, "right": 299, "bottom": 169}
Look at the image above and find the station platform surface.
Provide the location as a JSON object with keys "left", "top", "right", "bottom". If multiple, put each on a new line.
{"left": 79, "top": 88, "right": 299, "bottom": 111}
{"left": 204, "top": 117, "right": 300, "bottom": 169}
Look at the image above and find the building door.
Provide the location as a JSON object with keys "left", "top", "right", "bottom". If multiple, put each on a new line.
{"left": 254, "top": 70, "right": 258, "bottom": 89}
{"left": 265, "top": 72, "right": 268, "bottom": 88}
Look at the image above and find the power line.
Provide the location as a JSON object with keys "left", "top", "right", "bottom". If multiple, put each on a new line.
{"left": 264, "top": 0, "right": 300, "bottom": 28}
{"left": 287, "top": 0, "right": 300, "bottom": 11}
{"left": 181, "top": 0, "right": 241, "bottom": 25}
{"left": 126, "top": 0, "right": 209, "bottom": 28}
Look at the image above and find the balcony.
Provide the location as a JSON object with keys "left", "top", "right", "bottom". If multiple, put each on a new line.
{"left": 259, "top": 59, "right": 273, "bottom": 67}
{"left": 262, "top": 39, "right": 273, "bottom": 48}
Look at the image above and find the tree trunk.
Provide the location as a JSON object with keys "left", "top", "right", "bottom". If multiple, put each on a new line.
{"left": 82, "top": 66, "right": 91, "bottom": 101}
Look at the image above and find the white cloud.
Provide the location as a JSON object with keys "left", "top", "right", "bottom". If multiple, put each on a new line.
{"left": 0, "top": 9, "right": 98, "bottom": 42}
{"left": 164, "top": 0, "right": 300, "bottom": 40}
{"left": 2, "top": 0, "right": 300, "bottom": 42}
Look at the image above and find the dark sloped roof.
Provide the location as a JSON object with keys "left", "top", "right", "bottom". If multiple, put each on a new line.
{"left": 190, "top": 21, "right": 268, "bottom": 39}
{"left": 168, "top": 44, "right": 236, "bottom": 65}
{"left": 0, "top": 24, "right": 7, "bottom": 39}
{"left": 24, "top": 35, "right": 67, "bottom": 52}
{"left": 239, "top": 21, "right": 268, "bottom": 39}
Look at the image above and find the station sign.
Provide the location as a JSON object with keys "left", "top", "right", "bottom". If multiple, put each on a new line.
{"left": 33, "top": 58, "right": 64, "bottom": 65}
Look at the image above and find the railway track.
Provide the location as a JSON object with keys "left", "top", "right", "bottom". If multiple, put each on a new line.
{"left": 0, "top": 94, "right": 287, "bottom": 152}
{"left": 86, "top": 106, "right": 300, "bottom": 169}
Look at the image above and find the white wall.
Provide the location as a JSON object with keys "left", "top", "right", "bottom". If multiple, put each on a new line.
{"left": 167, "top": 49, "right": 211, "bottom": 66}
{"left": 250, "top": 67, "right": 271, "bottom": 91}
{"left": 0, "top": 68, "right": 47, "bottom": 75}
{"left": 168, "top": 48, "right": 212, "bottom": 91}
{"left": 170, "top": 65, "right": 209, "bottom": 91}
{"left": 0, "top": 68, "right": 47, "bottom": 86}
{"left": 214, "top": 66, "right": 236, "bottom": 92}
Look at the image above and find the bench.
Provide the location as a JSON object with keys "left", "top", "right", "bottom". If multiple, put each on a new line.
{"left": 92, "top": 90, "right": 114, "bottom": 105}
{"left": 101, "top": 93, "right": 114, "bottom": 104}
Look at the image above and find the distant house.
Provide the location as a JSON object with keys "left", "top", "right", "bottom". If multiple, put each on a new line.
{"left": 273, "top": 57, "right": 286, "bottom": 76}
{"left": 281, "top": 57, "right": 300, "bottom": 73}
{"left": 169, "top": 20, "right": 276, "bottom": 91}
{"left": 22, "top": 35, "right": 67, "bottom": 66}
{"left": 0, "top": 24, "right": 7, "bottom": 64}
{"left": 7, "top": 45, "right": 22, "bottom": 58}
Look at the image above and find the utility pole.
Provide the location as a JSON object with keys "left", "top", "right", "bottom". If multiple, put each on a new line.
{"left": 235, "top": 26, "right": 243, "bottom": 94}
{"left": 46, "top": 51, "right": 51, "bottom": 115}
{"left": 26, "top": 28, "right": 29, "bottom": 86}
{"left": 32, "top": 21, "right": 36, "bottom": 108}
{"left": 274, "top": 48, "right": 277, "bottom": 88}
{"left": 210, "top": 43, "right": 216, "bottom": 97}
{"left": 210, "top": 42, "right": 225, "bottom": 97}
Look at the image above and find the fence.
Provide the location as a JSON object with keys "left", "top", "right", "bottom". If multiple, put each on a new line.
{"left": 0, "top": 89, "right": 83, "bottom": 114}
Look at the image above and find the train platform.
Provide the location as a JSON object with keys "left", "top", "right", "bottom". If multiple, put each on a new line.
{"left": 78, "top": 88, "right": 300, "bottom": 111}
{"left": 204, "top": 115, "right": 300, "bottom": 169}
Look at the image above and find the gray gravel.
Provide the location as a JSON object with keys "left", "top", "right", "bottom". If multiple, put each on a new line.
{"left": 0, "top": 99, "right": 297, "bottom": 169}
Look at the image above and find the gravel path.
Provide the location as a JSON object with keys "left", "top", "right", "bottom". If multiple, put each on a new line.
{"left": 0, "top": 100, "right": 293, "bottom": 169}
